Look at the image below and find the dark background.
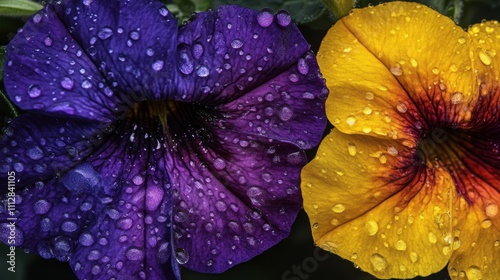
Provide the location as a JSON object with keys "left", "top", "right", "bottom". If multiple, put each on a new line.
{"left": 1, "top": 0, "right": 500, "bottom": 279}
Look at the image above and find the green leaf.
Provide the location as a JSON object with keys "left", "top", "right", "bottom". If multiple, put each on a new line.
{"left": 0, "top": 0, "right": 43, "bottom": 17}
{"left": 212, "top": 0, "right": 326, "bottom": 24}
{"left": 322, "top": 0, "right": 357, "bottom": 20}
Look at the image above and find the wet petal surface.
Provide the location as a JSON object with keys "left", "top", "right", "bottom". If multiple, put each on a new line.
{"left": 0, "top": 114, "right": 102, "bottom": 187}
{"left": 305, "top": 2, "right": 500, "bottom": 279}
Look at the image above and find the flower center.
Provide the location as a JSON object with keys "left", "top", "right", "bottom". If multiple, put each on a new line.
{"left": 415, "top": 126, "right": 500, "bottom": 203}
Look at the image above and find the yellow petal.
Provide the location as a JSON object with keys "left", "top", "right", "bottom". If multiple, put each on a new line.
{"left": 447, "top": 194, "right": 500, "bottom": 279}
{"left": 302, "top": 129, "right": 458, "bottom": 278}
{"left": 318, "top": 2, "right": 478, "bottom": 147}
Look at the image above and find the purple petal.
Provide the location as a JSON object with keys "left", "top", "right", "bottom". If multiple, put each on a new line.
{"left": 169, "top": 127, "right": 304, "bottom": 273}
{"left": 1, "top": 117, "right": 179, "bottom": 279}
{"left": 218, "top": 51, "right": 327, "bottom": 149}
{"left": 0, "top": 114, "right": 103, "bottom": 186}
{"left": 53, "top": 0, "right": 178, "bottom": 100}
{"left": 67, "top": 119, "right": 179, "bottom": 279}
{"left": 0, "top": 178, "right": 98, "bottom": 261}
{"left": 4, "top": 5, "right": 118, "bottom": 121}
{"left": 176, "top": 6, "right": 315, "bottom": 104}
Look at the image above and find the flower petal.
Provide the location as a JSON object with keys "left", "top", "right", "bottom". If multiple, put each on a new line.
{"left": 176, "top": 6, "right": 313, "bottom": 104}
{"left": 217, "top": 51, "right": 327, "bottom": 149}
{"left": 0, "top": 114, "right": 102, "bottom": 186}
{"left": 302, "top": 129, "right": 455, "bottom": 278}
{"left": 448, "top": 201, "right": 500, "bottom": 280}
{"left": 170, "top": 127, "right": 304, "bottom": 273}
{"left": 318, "top": 2, "right": 478, "bottom": 147}
{"left": 4, "top": 5, "right": 117, "bottom": 121}
{"left": 67, "top": 118, "right": 178, "bottom": 279}
{"left": 52, "top": 0, "right": 178, "bottom": 100}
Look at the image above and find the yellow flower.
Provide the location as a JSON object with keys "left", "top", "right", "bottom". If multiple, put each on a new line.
{"left": 302, "top": 2, "right": 500, "bottom": 279}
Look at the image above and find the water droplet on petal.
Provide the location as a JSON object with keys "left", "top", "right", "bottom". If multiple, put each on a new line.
{"left": 213, "top": 158, "right": 226, "bottom": 170}
{"left": 44, "top": 36, "right": 53, "bottom": 47}
{"left": 192, "top": 43, "right": 204, "bottom": 59}
{"left": 79, "top": 232, "right": 94, "bottom": 246}
{"left": 365, "top": 220, "right": 378, "bottom": 236}
{"left": 28, "top": 85, "right": 41, "bottom": 98}
{"left": 152, "top": 60, "right": 164, "bottom": 71}
{"left": 81, "top": 80, "right": 92, "bottom": 89}
{"left": 451, "top": 92, "right": 463, "bottom": 104}
{"left": 98, "top": 27, "right": 113, "bottom": 40}
{"left": 297, "top": 58, "right": 309, "bottom": 75}
{"left": 276, "top": 11, "right": 291, "bottom": 27}
{"left": 196, "top": 66, "right": 209, "bottom": 77}
{"left": 34, "top": 199, "right": 51, "bottom": 215}
{"left": 370, "top": 253, "right": 387, "bottom": 271}
{"left": 231, "top": 39, "right": 243, "bottom": 49}
{"left": 347, "top": 142, "right": 357, "bottom": 156}
{"left": 466, "top": 266, "right": 482, "bottom": 280}
{"left": 159, "top": 6, "right": 169, "bottom": 17}
{"left": 395, "top": 240, "right": 407, "bottom": 251}
{"left": 175, "top": 248, "right": 189, "bottom": 264}
{"left": 257, "top": 9, "right": 273, "bottom": 27}
{"left": 346, "top": 115, "right": 356, "bottom": 125}
{"left": 129, "top": 31, "right": 140, "bottom": 41}
{"left": 278, "top": 106, "right": 293, "bottom": 121}
{"left": 61, "top": 221, "right": 78, "bottom": 233}
{"left": 126, "top": 247, "right": 144, "bottom": 261}
{"left": 26, "top": 146, "right": 43, "bottom": 160}
{"left": 332, "top": 204, "right": 345, "bottom": 213}
{"left": 479, "top": 51, "right": 492, "bottom": 66}
{"left": 485, "top": 203, "right": 498, "bottom": 217}
{"left": 60, "top": 77, "right": 74, "bottom": 90}
{"left": 116, "top": 218, "right": 133, "bottom": 230}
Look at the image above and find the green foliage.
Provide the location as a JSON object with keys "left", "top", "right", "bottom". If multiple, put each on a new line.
{"left": 0, "top": 0, "right": 43, "bottom": 17}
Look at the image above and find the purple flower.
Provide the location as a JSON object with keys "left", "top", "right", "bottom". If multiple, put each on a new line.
{"left": 0, "top": 0, "right": 327, "bottom": 279}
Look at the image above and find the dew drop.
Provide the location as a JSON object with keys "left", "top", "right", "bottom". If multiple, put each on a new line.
{"left": 347, "top": 142, "right": 357, "bottom": 156}
{"left": 451, "top": 92, "right": 463, "bottom": 104}
{"left": 79, "top": 232, "right": 94, "bottom": 246}
{"left": 410, "top": 58, "right": 418, "bottom": 67}
{"left": 129, "top": 31, "right": 140, "bottom": 41}
{"left": 60, "top": 77, "right": 74, "bottom": 90}
{"left": 26, "top": 146, "right": 43, "bottom": 160}
{"left": 479, "top": 51, "right": 492, "bottom": 66}
{"left": 196, "top": 66, "right": 210, "bottom": 77}
{"left": 158, "top": 6, "right": 169, "bottom": 17}
{"left": 276, "top": 11, "right": 291, "bottom": 27}
{"left": 297, "top": 58, "right": 309, "bottom": 75}
{"left": 257, "top": 9, "right": 273, "bottom": 27}
{"left": 126, "top": 247, "right": 144, "bottom": 261}
{"left": 485, "top": 203, "right": 498, "bottom": 217}
{"left": 34, "top": 199, "right": 51, "bottom": 215}
{"left": 362, "top": 106, "right": 372, "bottom": 114}
{"left": 152, "top": 60, "right": 164, "bottom": 71}
{"left": 481, "top": 219, "right": 492, "bottom": 228}
{"left": 28, "top": 85, "right": 42, "bottom": 98}
{"left": 465, "top": 266, "right": 482, "bottom": 280}
{"left": 365, "top": 220, "right": 378, "bottom": 236}
{"left": 332, "top": 204, "right": 345, "bottom": 213}
{"left": 370, "top": 253, "right": 387, "bottom": 271}
{"left": 81, "top": 80, "right": 92, "bottom": 89}
{"left": 410, "top": 252, "right": 418, "bottom": 263}
{"left": 231, "top": 39, "right": 243, "bottom": 49}
{"left": 213, "top": 158, "right": 226, "bottom": 170}
{"left": 346, "top": 115, "right": 356, "bottom": 125}
{"left": 98, "top": 27, "right": 113, "bottom": 40}
{"left": 365, "top": 92, "right": 374, "bottom": 100}
{"left": 390, "top": 65, "right": 402, "bottom": 76}
{"left": 44, "top": 36, "right": 53, "bottom": 47}
{"left": 395, "top": 240, "right": 407, "bottom": 251}
{"left": 175, "top": 248, "right": 189, "bottom": 264}
{"left": 278, "top": 106, "right": 293, "bottom": 121}
{"left": 396, "top": 103, "right": 407, "bottom": 113}
{"left": 116, "top": 217, "right": 133, "bottom": 230}
{"left": 61, "top": 221, "right": 78, "bottom": 233}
